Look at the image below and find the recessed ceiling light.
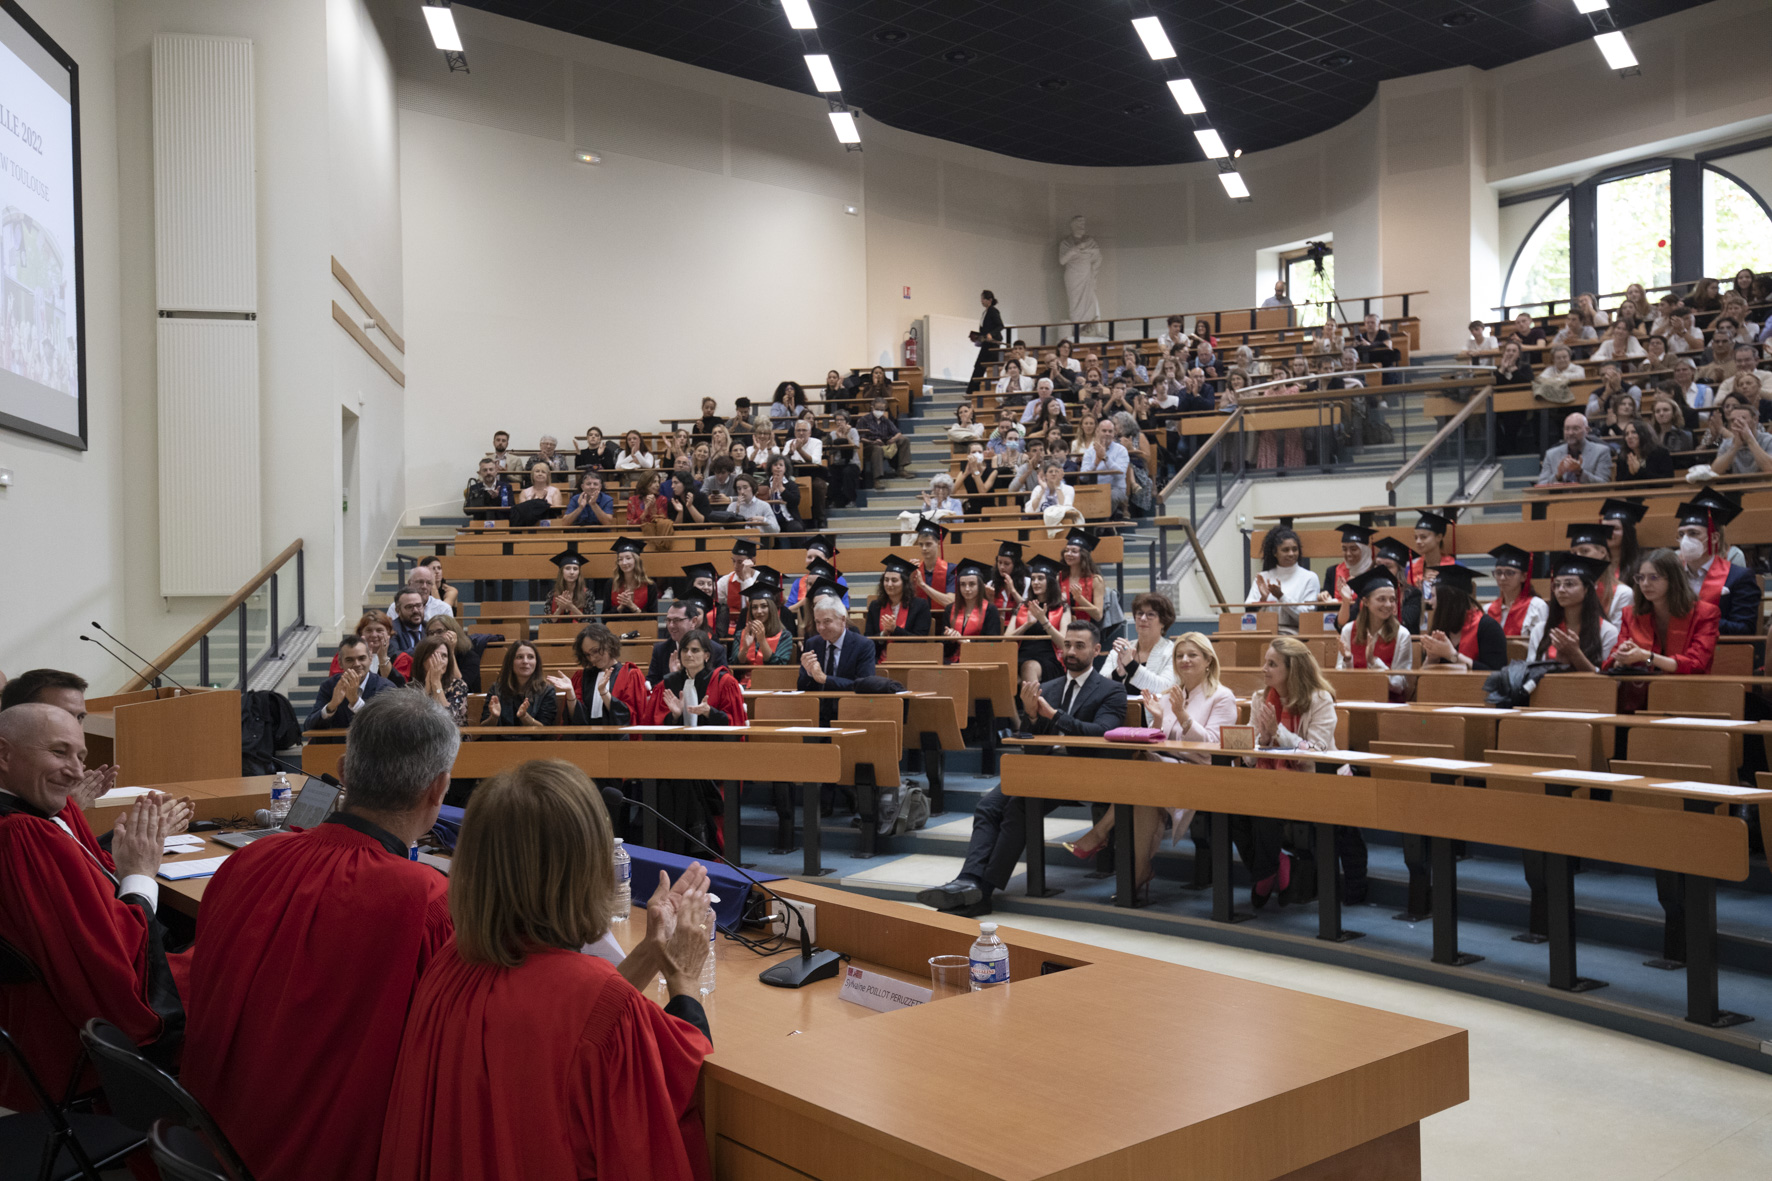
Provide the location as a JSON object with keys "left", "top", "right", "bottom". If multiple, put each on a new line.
{"left": 943, "top": 48, "right": 975, "bottom": 65}
{"left": 1218, "top": 171, "right": 1250, "bottom": 200}
{"left": 422, "top": 4, "right": 462, "bottom": 52}
{"left": 1167, "top": 78, "right": 1205, "bottom": 115}
{"left": 872, "top": 27, "right": 908, "bottom": 45}
{"left": 804, "top": 54, "right": 842, "bottom": 93}
{"left": 1130, "top": 16, "right": 1177, "bottom": 61}
{"left": 1319, "top": 52, "right": 1353, "bottom": 69}
{"left": 1439, "top": 10, "right": 1479, "bottom": 27}
{"left": 1572, "top": 0, "right": 1609, "bottom": 12}
{"left": 1593, "top": 29, "right": 1637, "bottom": 70}
{"left": 1194, "top": 128, "right": 1229, "bottom": 159}
{"left": 1037, "top": 77, "right": 1069, "bottom": 92}
{"left": 828, "top": 110, "right": 861, "bottom": 144}
{"left": 779, "top": 0, "right": 816, "bottom": 30}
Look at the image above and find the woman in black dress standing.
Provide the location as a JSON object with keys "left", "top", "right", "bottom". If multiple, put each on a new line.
{"left": 969, "top": 289, "right": 1005, "bottom": 393}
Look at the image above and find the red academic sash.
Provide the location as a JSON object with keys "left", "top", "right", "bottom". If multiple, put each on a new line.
{"left": 945, "top": 604, "right": 988, "bottom": 664}
{"left": 1012, "top": 603, "right": 1061, "bottom": 656}
{"left": 725, "top": 575, "right": 745, "bottom": 623}
{"left": 875, "top": 602, "right": 909, "bottom": 661}
{"left": 916, "top": 560, "right": 948, "bottom": 602}
{"left": 1061, "top": 572, "right": 1095, "bottom": 611}
{"left": 1698, "top": 555, "right": 1730, "bottom": 606}
{"left": 1457, "top": 609, "right": 1483, "bottom": 659}
{"left": 1255, "top": 689, "right": 1306, "bottom": 771}
{"left": 1486, "top": 592, "right": 1536, "bottom": 636}
{"left": 1406, "top": 553, "right": 1454, "bottom": 588}
{"left": 1350, "top": 634, "right": 1396, "bottom": 670}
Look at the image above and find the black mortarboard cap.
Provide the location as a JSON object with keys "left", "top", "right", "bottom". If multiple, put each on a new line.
{"left": 1338, "top": 523, "right": 1376, "bottom": 545}
{"left": 806, "top": 558, "right": 838, "bottom": 581}
{"left": 549, "top": 550, "right": 584, "bottom": 570}
{"left": 1346, "top": 567, "right": 1399, "bottom": 600}
{"left": 752, "top": 564, "right": 782, "bottom": 586}
{"left": 914, "top": 516, "right": 947, "bottom": 540}
{"left": 676, "top": 588, "right": 713, "bottom": 617}
{"left": 1551, "top": 553, "right": 1610, "bottom": 583}
{"left": 807, "top": 576, "right": 846, "bottom": 601}
{"left": 804, "top": 534, "right": 839, "bottom": 558}
{"left": 880, "top": 554, "right": 918, "bottom": 578}
{"left": 730, "top": 538, "right": 758, "bottom": 559}
{"left": 680, "top": 562, "right": 717, "bottom": 585}
{"left": 1687, "top": 486, "right": 1742, "bottom": 525}
{"left": 1598, "top": 497, "right": 1647, "bottom": 525}
{"left": 611, "top": 536, "right": 646, "bottom": 555}
{"left": 1487, "top": 544, "right": 1531, "bottom": 571}
{"left": 954, "top": 558, "right": 994, "bottom": 583}
{"left": 1065, "top": 526, "right": 1098, "bottom": 552}
{"left": 996, "top": 540, "right": 1025, "bottom": 562}
{"left": 1433, "top": 562, "right": 1479, "bottom": 594}
{"left": 1027, "top": 555, "right": 1065, "bottom": 578}
{"left": 743, "top": 577, "right": 781, "bottom": 600}
{"left": 1565, "top": 522, "right": 1612, "bottom": 550}
{"left": 1676, "top": 501, "right": 1728, "bottom": 529}
{"left": 1414, "top": 509, "right": 1455, "bottom": 534}
{"left": 1373, "top": 537, "right": 1416, "bottom": 567}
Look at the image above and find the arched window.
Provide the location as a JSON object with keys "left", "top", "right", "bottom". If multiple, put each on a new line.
{"left": 1503, "top": 197, "right": 1570, "bottom": 312}
{"left": 1596, "top": 169, "right": 1670, "bottom": 296}
{"left": 1703, "top": 166, "right": 1772, "bottom": 277}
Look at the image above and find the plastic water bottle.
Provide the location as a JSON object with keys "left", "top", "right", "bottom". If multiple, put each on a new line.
{"left": 969, "top": 921, "right": 1009, "bottom": 991}
{"left": 701, "top": 893, "right": 721, "bottom": 996}
{"left": 611, "top": 839, "right": 631, "bottom": 920}
{"left": 266, "top": 773, "right": 292, "bottom": 824}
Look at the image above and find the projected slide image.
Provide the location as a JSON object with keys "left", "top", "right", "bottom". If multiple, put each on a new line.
{"left": 1, "top": 206, "right": 72, "bottom": 395}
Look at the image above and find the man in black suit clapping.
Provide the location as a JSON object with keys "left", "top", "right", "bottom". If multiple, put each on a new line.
{"left": 918, "top": 621, "right": 1124, "bottom": 917}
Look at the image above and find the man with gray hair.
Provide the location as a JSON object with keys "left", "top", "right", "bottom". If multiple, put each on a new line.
{"left": 181, "top": 691, "right": 461, "bottom": 1180}
{"left": 533, "top": 433, "right": 572, "bottom": 471}
{"left": 1536, "top": 412, "right": 1613, "bottom": 485}
{"left": 0, "top": 703, "right": 187, "bottom": 1110}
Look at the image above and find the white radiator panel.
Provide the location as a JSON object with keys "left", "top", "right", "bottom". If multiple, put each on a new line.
{"left": 152, "top": 34, "right": 257, "bottom": 313}
{"left": 157, "top": 319, "right": 261, "bottom": 596}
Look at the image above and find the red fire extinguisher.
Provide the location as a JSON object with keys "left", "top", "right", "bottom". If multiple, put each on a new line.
{"left": 904, "top": 325, "right": 919, "bottom": 366}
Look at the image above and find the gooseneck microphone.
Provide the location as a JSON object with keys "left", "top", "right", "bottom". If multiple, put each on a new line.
{"left": 91, "top": 621, "right": 189, "bottom": 691}
{"left": 612, "top": 790, "right": 842, "bottom": 989}
{"left": 81, "top": 635, "right": 150, "bottom": 682}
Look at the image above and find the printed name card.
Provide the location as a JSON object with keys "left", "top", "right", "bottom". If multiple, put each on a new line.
{"left": 838, "top": 966, "right": 932, "bottom": 1013}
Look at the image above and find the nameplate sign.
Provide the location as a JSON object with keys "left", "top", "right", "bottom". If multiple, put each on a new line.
{"left": 838, "top": 966, "right": 931, "bottom": 1013}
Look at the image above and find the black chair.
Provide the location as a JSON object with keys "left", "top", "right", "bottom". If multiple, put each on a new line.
{"left": 0, "top": 1024, "right": 144, "bottom": 1181}
{"left": 77, "top": 1020, "right": 255, "bottom": 1181}
{"left": 149, "top": 1120, "right": 233, "bottom": 1181}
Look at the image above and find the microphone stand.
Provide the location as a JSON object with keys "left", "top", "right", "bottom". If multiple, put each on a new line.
{"left": 614, "top": 791, "right": 842, "bottom": 989}
{"left": 90, "top": 621, "right": 190, "bottom": 691}
{"left": 80, "top": 635, "right": 148, "bottom": 683}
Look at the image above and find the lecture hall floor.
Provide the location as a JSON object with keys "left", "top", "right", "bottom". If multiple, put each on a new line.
{"left": 1008, "top": 912, "right": 1772, "bottom": 1181}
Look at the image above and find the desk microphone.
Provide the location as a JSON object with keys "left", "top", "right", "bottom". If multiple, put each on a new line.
{"left": 90, "top": 621, "right": 189, "bottom": 691}
{"left": 612, "top": 790, "right": 843, "bottom": 989}
{"left": 81, "top": 635, "right": 146, "bottom": 682}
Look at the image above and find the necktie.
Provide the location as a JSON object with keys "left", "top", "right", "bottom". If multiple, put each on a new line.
{"left": 824, "top": 641, "right": 837, "bottom": 675}
{"left": 1060, "top": 677, "right": 1078, "bottom": 715}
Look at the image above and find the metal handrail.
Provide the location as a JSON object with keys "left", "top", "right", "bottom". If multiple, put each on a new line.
{"left": 1157, "top": 408, "right": 1241, "bottom": 505}
{"left": 1005, "top": 290, "right": 1429, "bottom": 344}
{"left": 120, "top": 539, "right": 307, "bottom": 692}
{"left": 1490, "top": 279, "right": 1772, "bottom": 319}
{"left": 1386, "top": 384, "right": 1494, "bottom": 492}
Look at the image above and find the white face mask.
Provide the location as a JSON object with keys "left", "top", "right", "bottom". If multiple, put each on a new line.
{"left": 873, "top": 410, "right": 885, "bottom": 418}
{"left": 1678, "top": 534, "right": 1706, "bottom": 564}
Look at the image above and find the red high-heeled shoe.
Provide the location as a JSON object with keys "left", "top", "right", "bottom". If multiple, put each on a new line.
{"left": 1064, "top": 836, "right": 1106, "bottom": 861}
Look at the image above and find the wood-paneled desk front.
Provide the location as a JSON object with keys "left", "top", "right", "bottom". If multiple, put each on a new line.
{"left": 82, "top": 688, "right": 241, "bottom": 787}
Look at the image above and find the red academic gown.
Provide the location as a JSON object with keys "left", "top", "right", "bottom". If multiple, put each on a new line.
{"left": 0, "top": 799, "right": 188, "bottom": 1110}
{"left": 914, "top": 558, "right": 949, "bottom": 603}
{"left": 1485, "top": 591, "right": 1538, "bottom": 635}
{"left": 376, "top": 945, "right": 712, "bottom": 1181}
{"left": 183, "top": 821, "right": 453, "bottom": 1181}
{"left": 1060, "top": 570, "right": 1100, "bottom": 617}
{"left": 1607, "top": 600, "right": 1720, "bottom": 675}
{"left": 570, "top": 663, "right": 650, "bottom": 726}
{"left": 1405, "top": 553, "right": 1455, "bottom": 587}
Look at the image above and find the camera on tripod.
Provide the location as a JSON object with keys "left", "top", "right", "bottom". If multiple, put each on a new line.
{"left": 1304, "top": 240, "right": 1330, "bottom": 274}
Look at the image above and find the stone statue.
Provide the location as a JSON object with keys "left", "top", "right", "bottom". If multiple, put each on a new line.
{"left": 1057, "top": 215, "right": 1102, "bottom": 328}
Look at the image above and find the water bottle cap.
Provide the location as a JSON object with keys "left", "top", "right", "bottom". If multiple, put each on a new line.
{"left": 613, "top": 838, "right": 624, "bottom": 846}
{"left": 979, "top": 921, "right": 998, "bottom": 933}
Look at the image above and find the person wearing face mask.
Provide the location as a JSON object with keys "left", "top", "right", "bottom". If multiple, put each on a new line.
{"left": 1671, "top": 496, "right": 1758, "bottom": 636}
{"left": 1484, "top": 545, "right": 1548, "bottom": 659}
{"left": 857, "top": 396, "right": 908, "bottom": 485}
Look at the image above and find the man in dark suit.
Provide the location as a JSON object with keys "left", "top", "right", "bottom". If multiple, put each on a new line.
{"left": 917, "top": 621, "right": 1124, "bottom": 917}
{"left": 645, "top": 594, "right": 728, "bottom": 685}
{"left": 303, "top": 636, "right": 394, "bottom": 731}
{"left": 798, "top": 591, "right": 876, "bottom": 724}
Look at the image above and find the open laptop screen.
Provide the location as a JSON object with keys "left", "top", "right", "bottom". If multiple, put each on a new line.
{"left": 284, "top": 778, "right": 341, "bottom": 831}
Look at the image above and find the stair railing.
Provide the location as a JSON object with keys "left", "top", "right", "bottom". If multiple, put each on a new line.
{"left": 119, "top": 540, "right": 307, "bottom": 692}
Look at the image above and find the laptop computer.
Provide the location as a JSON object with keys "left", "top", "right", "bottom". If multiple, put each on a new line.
{"left": 216, "top": 777, "right": 342, "bottom": 848}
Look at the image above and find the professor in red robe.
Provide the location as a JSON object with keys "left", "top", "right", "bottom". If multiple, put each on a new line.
{"left": 181, "top": 691, "right": 463, "bottom": 1181}
{"left": 0, "top": 704, "right": 186, "bottom": 1110}
{"left": 377, "top": 759, "right": 715, "bottom": 1181}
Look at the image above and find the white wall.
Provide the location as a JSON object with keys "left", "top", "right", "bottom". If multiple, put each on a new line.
{"left": 397, "top": 9, "right": 867, "bottom": 513}
{"left": 0, "top": 0, "right": 125, "bottom": 690}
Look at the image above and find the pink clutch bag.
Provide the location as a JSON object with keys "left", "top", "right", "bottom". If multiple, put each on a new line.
{"left": 1104, "top": 727, "right": 1164, "bottom": 744}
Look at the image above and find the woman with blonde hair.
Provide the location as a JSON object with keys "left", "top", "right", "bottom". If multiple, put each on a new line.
{"left": 1336, "top": 567, "right": 1413, "bottom": 701}
{"left": 603, "top": 537, "right": 655, "bottom": 615}
{"left": 377, "top": 760, "right": 716, "bottom": 1181}
{"left": 1240, "top": 636, "right": 1340, "bottom": 908}
{"left": 1063, "top": 631, "right": 1237, "bottom": 899}
{"left": 546, "top": 551, "right": 594, "bottom": 621}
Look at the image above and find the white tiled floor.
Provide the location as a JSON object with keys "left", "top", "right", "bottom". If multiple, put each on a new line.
{"left": 1002, "top": 914, "right": 1772, "bottom": 1181}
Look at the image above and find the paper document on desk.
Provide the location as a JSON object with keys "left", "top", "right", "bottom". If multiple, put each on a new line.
{"left": 1531, "top": 769, "right": 1639, "bottom": 783}
{"left": 1345, "top": 701, "right": 1410, "bottom": 708}
{"left": 1651, "top": 717, "right": 1750, "bottom": 727}
{"left": 1650, "top": 781, "right": 1765, "bottom": 797}
{"left": 1523, "top": 710, "right": 1604, "bottom": 720}
{"left": 1316, "top": 750, "right": 1384, "bottom": 761}
{"left": 163, "top": 836, "right": 206, "bottom": 853}
{"left": 158, "top": 856, "right": 228, "bottom": 881}
{"left": 96, "top": 786, "right": 154, "bottom": 804}
{"left": 1432, "top": 706, "right": 1512, "bottom": 716}
{"left": 1396, "top": 758, "right": 1490, "bottom": 771}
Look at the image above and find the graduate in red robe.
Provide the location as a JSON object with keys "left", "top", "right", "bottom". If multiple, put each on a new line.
{"left": 561, "top": 621, "right": 650, "bottom": 727}
{"left": 939, "top": 558, "right": 1003, "bottom": 663}
{"left": 1406, "top": 509, "right": 1457, "bottom": 587}
{"left": 0, "top": 704, "right": 186, "bottom": 1110}
{"left": 184, "top": 825, "right": 450, "bottom": 1178}
{"left": 376, "top": 761, "right": 713, "bottom": 1181}
{"left": 645, "top": 629, "right": 747, "bottom": 852}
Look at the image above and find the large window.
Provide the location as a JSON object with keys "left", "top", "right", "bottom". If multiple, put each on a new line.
{"left": 1596, "top": 170, "right": 1671, "bottom": 296}
{"left": 1503, "top": 197, "right": 1571, "bottom": 312}
{"left": 1703, "top": 168, "right": 1772, "bottom": 277}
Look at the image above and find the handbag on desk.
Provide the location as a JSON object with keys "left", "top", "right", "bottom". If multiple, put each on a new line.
{"left": 1104, "top": 727, "right": 1164, "bottom": 744}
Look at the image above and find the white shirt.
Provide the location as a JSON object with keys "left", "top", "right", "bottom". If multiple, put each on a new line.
{"left": 1116, "top": 635, "right": 1177, "bottom": 694}
{"left": 1591, "top": 336, "right": 1646, "bottom": 362}
{"left": 1338, "top": 620, "right": 1414, "bottom": 697}
{"left": 746, "top": 444, "right": 782, "bottom": 467}
{"left": 995, "top": 374, "right": 1034, "bottom": 394}
{"left": 1055, "top": 669, "right": 1091, "bottom": 713}
{"left": 614, "top": 450, "right": 656, "bottom": 470}
{"left": 1025, "top": 482, "right": 1074, "bottom": 514}
{"left": 1606, "top": 582, "right": 1634, "bottom": 629}
{"left": 1490, "top": 595, "right": 1549, "bottom": 663}
{"left": 1546, "top": 363, "right": 1585, "bottom": 381}
{"left": 681, "top": 676, "right": 700, "bottom": 728}
{"left": 783, "top": 436, "right": 824, "bottom": 464}
{"left": 1468, "top": 332, "right": 1499, "bottom": 351}
{"left": 1021, "top": 398, "right": 1067, "bottom": 424}
{"left": 1246, "top": 564, "right": 1321, "bottom": 604}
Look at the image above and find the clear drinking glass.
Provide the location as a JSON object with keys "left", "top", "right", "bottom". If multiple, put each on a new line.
{"left": 928, "top": 955, "right": 971, "bottom": 1000}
